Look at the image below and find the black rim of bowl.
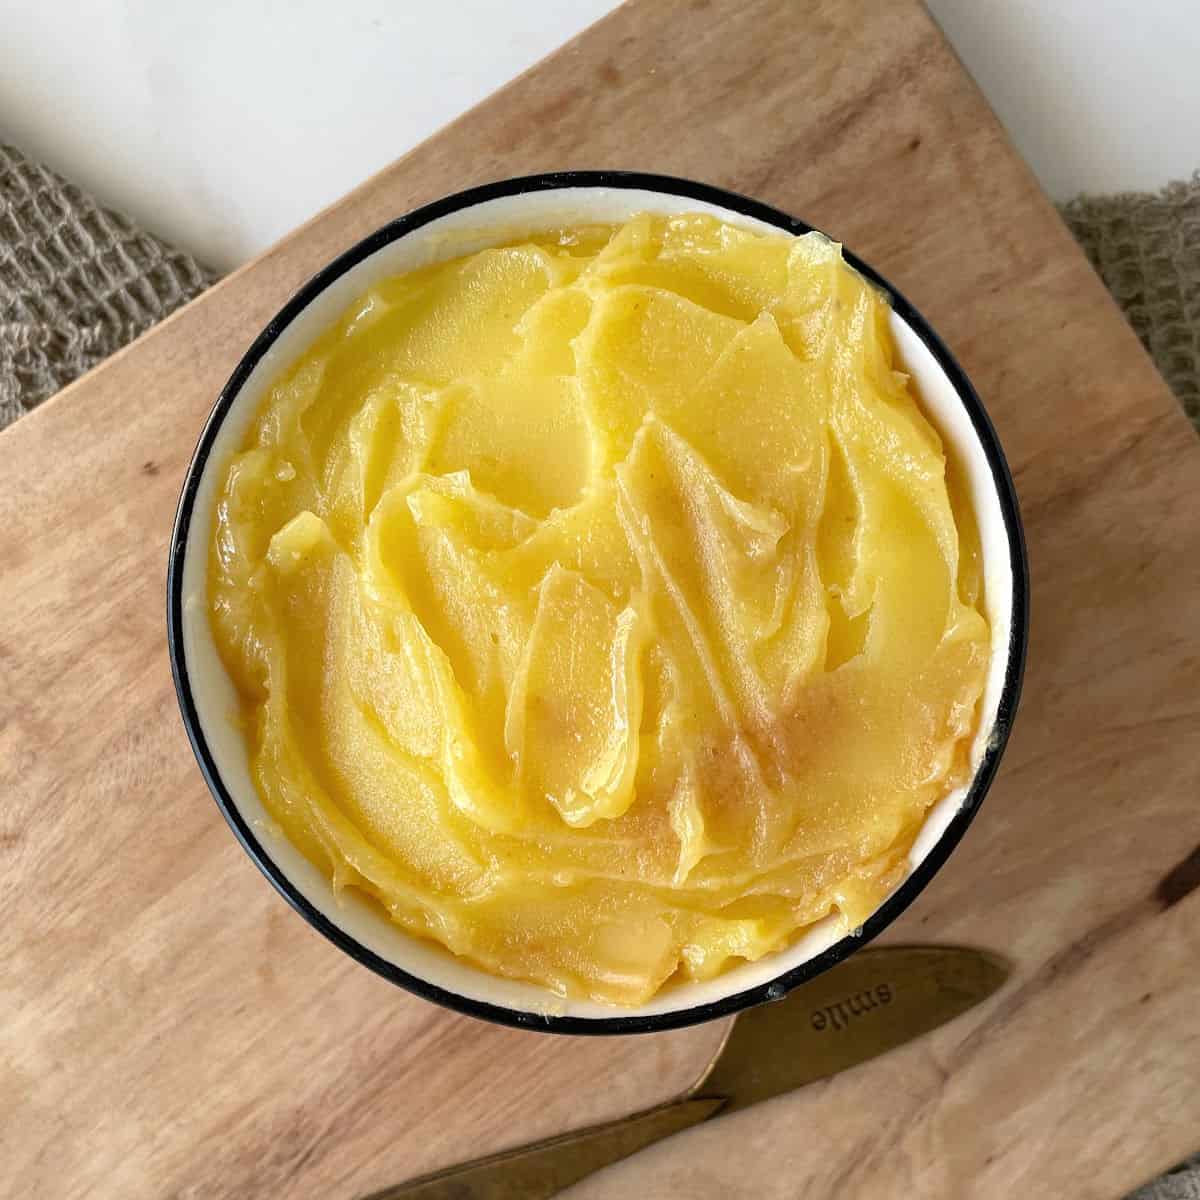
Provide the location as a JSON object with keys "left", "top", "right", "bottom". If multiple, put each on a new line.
{"left": 167, "top": 170, "right": 1030, "bottom": 1036}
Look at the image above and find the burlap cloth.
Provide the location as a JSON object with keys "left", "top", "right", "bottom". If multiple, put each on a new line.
{"left": 1, "top": 140, "right": 1197, "bottom": 1198}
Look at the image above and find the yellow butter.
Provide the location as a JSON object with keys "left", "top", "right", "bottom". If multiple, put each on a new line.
{"left": 210, "top": 213, "right": 989, "bottom": 1005}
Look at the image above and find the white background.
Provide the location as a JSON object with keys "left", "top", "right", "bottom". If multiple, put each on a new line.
{"left": 1, "top": 0, "right": 1196, "bottom": 272}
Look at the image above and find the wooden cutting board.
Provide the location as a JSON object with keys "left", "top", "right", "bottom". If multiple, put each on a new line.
{"left": 3, "top": 1, "right": 1199, "bottom": 1197}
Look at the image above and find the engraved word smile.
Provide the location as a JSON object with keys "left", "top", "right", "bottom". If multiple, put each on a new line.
{"left": 810, "top": 983, "right": 894, "bottom": 1031}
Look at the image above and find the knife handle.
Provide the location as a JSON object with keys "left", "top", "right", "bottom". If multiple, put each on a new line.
{"left": 360, "top": 1095, "right": 724, "bottom": 1200}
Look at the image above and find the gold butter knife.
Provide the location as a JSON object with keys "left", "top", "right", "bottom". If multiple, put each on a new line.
{"left": 363, "top": 946, "right": 1008, "bottom": 1200}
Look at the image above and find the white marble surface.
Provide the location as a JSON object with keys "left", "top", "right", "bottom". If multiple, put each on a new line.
{"left": 1, "top": 0, "right": 1197, "bottom": 272}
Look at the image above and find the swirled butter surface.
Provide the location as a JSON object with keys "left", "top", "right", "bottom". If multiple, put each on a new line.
{"left": 210, "top": 213, "right": 989, "bottom": 1006}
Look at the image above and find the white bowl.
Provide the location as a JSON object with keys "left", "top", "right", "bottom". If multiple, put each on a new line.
{"left": 168, "top": 172, "right": 1029, "bottom": 1034}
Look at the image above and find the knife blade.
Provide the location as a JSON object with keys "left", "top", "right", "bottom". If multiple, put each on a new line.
{"left": 700, "top": 944, "right": 1009, "bottom": 1115}
{"left": 363, "top": 946, "right": 1008, "bottom": 1200}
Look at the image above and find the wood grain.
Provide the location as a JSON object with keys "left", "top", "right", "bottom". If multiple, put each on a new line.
{"left": 2, "top": 1, "right": 1198, "bottom": 1197}
{"left": 563, "top": 883, "right": 1200, "bottom": 1200}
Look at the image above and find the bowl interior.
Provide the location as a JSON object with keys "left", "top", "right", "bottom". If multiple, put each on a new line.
{"left": 174, "top": 180, "right": 1021, "bottom": 1027}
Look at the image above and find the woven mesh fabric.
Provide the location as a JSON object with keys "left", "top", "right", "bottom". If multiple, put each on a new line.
{"left": 1061, "top": 174, "right": 1200, "bottom": 426}
{"left": 0, "top": 141, "right": 214, "bottom": 428}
